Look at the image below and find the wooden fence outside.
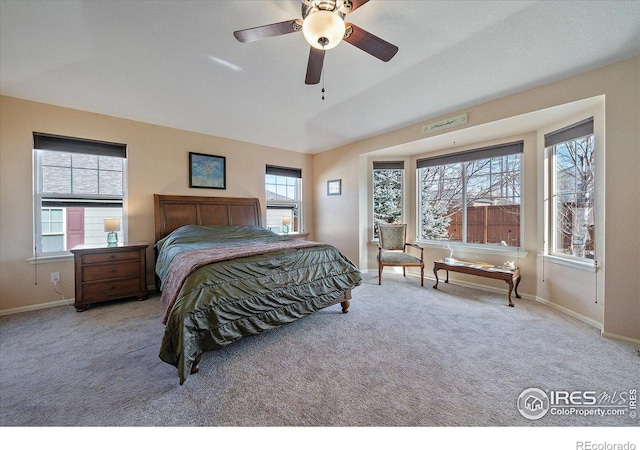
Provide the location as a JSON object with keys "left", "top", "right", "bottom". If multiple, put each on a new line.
{"left": 447, "top": 204, "right": 521, "bottom": 247}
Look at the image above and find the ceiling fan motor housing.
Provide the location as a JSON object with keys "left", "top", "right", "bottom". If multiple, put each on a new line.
{"left": 302, "top": 1, "right": 350, "bottom": 18}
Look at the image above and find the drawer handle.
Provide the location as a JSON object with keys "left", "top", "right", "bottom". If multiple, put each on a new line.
{"left": 110, "top": 255, "right": 116, "bottom": 259}
{"left": 110, "top": 269, "right": 117, "bottom": 273}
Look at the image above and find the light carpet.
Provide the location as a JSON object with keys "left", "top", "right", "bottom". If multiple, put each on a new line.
{"left": 1, "top": 273, "right": 638, "bottom": 427}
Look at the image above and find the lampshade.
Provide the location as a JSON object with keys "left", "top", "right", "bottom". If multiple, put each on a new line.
{"left": 302, "top": 10, "right": 345, "bottom": 50}
{"left": 281, "top": 216, "right": 291, "bottom": 226}
{"left": 104, "top": 218, "right": 121, "bottom": 232}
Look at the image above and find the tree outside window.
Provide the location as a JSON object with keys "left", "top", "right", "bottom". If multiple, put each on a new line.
{"left": 373, "top": 162, "right": 403, "bottom": 238}
{"left": 544, "top": 117, "right": 595, "bottom": 262}
{"left": 552, "top": 135, "right": 595, "bottom": 259}
{"left": 419, "top": 164, "right": 461, "bottom": 240}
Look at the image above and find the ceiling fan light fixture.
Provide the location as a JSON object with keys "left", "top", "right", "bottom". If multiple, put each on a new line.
{"left": 302, "top": 10, "right": 345, "bottom": 50}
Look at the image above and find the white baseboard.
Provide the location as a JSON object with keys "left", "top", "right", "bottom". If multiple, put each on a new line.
{"left": 0, "top": 284, "right": 158, "bottom": 316}
{"left": 534, "top": 296, "right": 603, "bottom": 330}
{"left": 0, "top": 297, "right": 75, "bottom": 316}
{"left": 601, "top": 331, "right": 640, "bottom": 348}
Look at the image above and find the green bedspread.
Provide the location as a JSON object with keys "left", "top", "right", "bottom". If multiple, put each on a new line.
{"left": 155, "top": 225, "right": 362, "bottom": 384}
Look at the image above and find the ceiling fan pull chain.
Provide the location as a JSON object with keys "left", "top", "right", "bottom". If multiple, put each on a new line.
{"left": 321, "top": 43, "right": 326, "bottom": 100}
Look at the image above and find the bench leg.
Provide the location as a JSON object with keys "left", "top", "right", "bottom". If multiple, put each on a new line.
{"left": 506, "top": 280, "right": 515, "bottom": 307}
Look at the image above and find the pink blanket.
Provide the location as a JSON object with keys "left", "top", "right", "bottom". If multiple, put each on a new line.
{"left": 160, "top": 239, "right": 324, "bottom": 324}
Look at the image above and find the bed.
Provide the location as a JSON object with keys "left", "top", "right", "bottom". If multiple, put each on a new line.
{"left": 154, "top": 194, "right": 362, "bottom": 384}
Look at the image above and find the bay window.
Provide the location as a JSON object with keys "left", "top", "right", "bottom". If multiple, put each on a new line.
{"left": 417, "top": 142, "right": 523, "bottom": 248}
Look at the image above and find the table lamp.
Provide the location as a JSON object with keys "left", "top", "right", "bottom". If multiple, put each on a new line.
{"left": 281, "top": 216, "right": 290, "bottom": 234}
{"left": 104, "top": 218, "right": 120, "bottom": 246}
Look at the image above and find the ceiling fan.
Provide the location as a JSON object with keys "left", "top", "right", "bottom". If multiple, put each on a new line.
{"left": 233, "top": 0, "right": 398, "bottom": 85}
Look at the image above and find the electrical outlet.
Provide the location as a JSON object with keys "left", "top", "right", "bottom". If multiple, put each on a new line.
{"left": 50, "top": 272, "right": 60, "bottom": 284}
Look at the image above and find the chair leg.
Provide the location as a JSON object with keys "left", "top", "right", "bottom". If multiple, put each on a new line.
{"left": 421, "top": 264, "right": 424, "bottom": 286}
{"left": 403, "top": 267, "right": 406, "bottom": 277}
{"left": 378, "top": 264, "right": 382, "bottom": 285}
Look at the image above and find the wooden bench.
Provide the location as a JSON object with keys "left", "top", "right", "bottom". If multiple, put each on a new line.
{"left": 433, "top": 259, "right": 521, "bottom": 307}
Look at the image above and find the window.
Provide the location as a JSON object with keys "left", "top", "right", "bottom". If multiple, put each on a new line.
{"left": 417, "top": 142, "right": 523, "bottom": 247}
{"left": 373, "top": 161, "right": 404, "bottom": 238}
{"left": 265, "top": 165, "right": 302, "bottom": 233}
{"left": 545, "top": 118, "right": 595, "bottom": 261}
{"left": 33, "top": 133, "right": 127, "bottom": 256}
{"left": 41, "top": 207, "right": 64, "bottom": 252}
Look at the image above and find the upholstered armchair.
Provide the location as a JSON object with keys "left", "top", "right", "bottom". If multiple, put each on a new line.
{"left": 377, "top": 223, "right": 424, "bottom": 286}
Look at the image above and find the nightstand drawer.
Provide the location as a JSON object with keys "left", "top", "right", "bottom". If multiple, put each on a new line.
{"left": 81, "top": 250, "right": 141, "bottom": 265}
{"left": 70, "top": 242, "right": 148, "bottom": 311}
{"left": 82, "top": 261, "right": 140, "bottom": 282}
{"left": 83, "top": 278, "right": 142, "bottom": 300}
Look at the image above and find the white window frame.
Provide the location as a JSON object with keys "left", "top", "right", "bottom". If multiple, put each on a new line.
{"left": 39, "top": 207, "right": 66, "bottom": 253}
{"left": 32, "top": 133, "right": 127, "bottom": 259}
{"left": 372, "top": 161, "right": 404, "bottom": 239}
{"left": 265, "top": 165, "right": 302, "bottom": 233}
{"left": 416, "top": 142, "right": 524, "bottom": 254}
{"left": 544, "top": 117, "right": 596, "bottom": 268}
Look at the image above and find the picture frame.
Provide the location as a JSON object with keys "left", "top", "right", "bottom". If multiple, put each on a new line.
{"left": 189, "top": 152, "right": 226, "bottom": 189}
{"left": 327, "top": 179, "right": 341, "bottom": 196}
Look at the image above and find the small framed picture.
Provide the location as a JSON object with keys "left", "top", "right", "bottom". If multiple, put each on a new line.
{"left": 327, "top": 179, "right": 341, "bottom": 196}
{"left": 189, "top": 152, "right": 226, "bottom": 189}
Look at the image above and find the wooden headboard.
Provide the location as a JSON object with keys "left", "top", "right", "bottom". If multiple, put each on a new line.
{"left": 154, "top": 194, "right": 262, "bottom": 242}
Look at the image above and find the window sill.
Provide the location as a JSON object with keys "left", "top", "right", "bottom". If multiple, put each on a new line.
{"left": 415, "top": 241, "right": 529, "bottom": 259}
{"left": 28, "top": 253, "right": 73, "bottom": 265}
{"left": 278, "top": 232, "right": 310, "bottom": 240}
{"left": 542, "top": 254, "right": 596, "bottom": 272}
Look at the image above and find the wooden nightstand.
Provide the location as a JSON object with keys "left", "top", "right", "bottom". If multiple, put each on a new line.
{"left": 70, "top": 242, "right": 148, "bottom": 312}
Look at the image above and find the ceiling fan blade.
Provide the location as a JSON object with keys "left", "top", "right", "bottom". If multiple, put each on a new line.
{"left": 344, "top": 23, "right": 398, "bottom": 62}
{"left": 233, "top": 19, "right": 302, "bottom": 43}
{"left": 345, "top": 0, "right": 370, "bottom": 13}
{"left": 305, "top": 47, "right": 325, "bottom": 85}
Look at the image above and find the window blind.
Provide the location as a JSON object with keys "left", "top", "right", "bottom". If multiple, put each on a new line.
{"left": 417, "top": 141, "right": 523, "bottom": 169}
{"left": 33, "top": 132, "right": 127, "bottom": 158}
{"left": 266, "top": 164, "right": 302, "bottom": 178}
{"left": 373, "top": 161, "right": 404, "bottom": 170}
{"left": 544, "top": 117, "right": 594, "bottom": 147}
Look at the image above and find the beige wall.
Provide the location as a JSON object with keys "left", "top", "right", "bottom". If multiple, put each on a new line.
{"left": 1, "top": 57, "right": 638, "bottom": 343}
{"left": 0, "top": 96, "right": 312, "bottom": 311}
{"left": 312, "top": 56, "right": 639, "bottom": 343}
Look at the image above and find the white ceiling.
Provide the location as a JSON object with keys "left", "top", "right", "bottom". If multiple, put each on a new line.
{"left": 1, "top": 1, "right": 639, "bottom": 154}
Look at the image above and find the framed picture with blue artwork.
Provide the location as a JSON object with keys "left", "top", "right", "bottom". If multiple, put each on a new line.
{"left": 189, "top": 152, "right": 226, "bottom": 189}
